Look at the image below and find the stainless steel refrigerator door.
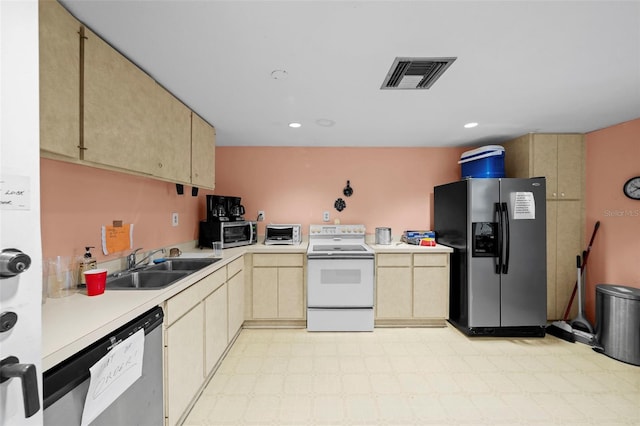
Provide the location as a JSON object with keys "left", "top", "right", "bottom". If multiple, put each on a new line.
{"left": 499, "top": 178, "right": 547, "bottom": 327}
{"left": 467, "top": 179, "right": 502, "bottom": 327}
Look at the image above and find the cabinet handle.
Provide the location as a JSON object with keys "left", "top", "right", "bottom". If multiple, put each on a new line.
{"left": 0, "top": 356, "right": 40, "bottom": 418}
{"left": 561, "top": 192, "right": 565, "bottom": 197}
{"left": 552, "top": 192, "right": 557, "bottom": 198}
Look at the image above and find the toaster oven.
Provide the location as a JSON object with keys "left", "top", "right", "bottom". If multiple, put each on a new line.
{"left": 264, "top": 224, "right": 302, "bottom": 245}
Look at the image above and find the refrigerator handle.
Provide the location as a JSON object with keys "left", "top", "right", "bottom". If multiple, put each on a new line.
{"left": 501, "top": 202, "right": 510, "bottom": 274}
{"left": 494, "top": 202, "right": 503, "bottom": 274}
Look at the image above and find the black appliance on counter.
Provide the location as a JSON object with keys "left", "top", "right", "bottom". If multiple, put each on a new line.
{"left": 227, "top": 196, "right": 246, "bottom": 221}
{"left": 200, "top": 195, "right": 256, "bottom": 248}
{"left": 205, "top": 195, "right": 246, "bottom": 222}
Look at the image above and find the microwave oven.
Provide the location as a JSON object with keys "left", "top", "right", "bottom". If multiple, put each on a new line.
{"left": 264, "top": 224, "right": 302, "bottom": 245}
{"left": 199, "top": 220, "right": 257, "bottom": 249}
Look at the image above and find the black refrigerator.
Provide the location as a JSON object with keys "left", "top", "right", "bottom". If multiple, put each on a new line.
{"left": 434, "top": 178, "right": 547, "bottom": 337}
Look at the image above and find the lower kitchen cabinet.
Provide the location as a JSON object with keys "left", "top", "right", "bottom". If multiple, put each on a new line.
{"left": 375, "top": 252, "right": 449, "bottom": 326}
{"left": 249, "top": 253, "right": 305, "bottom": 321}
{"left": 227, "top": 257, "right": 245, "bottom": 339}
{"left": 204, "top": 284, "right": 227, "bottom": 375}
{"left": 413, "top": 254, "right": 449, "bottom": 319}
{"left": 165, "top": 304, "right": 204, "bottom": 426}
{"left": 376, "top": 266, "right": 412, "bottom": 318}
{"left": 164, "top": 256, "right": 245, "bottom": 426}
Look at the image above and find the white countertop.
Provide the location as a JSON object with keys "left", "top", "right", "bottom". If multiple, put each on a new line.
{"left": 369, "top": 242, "right": 453, "bottom": 253}
{"left": 42, "top": 240, "right": 450, "bottom": 371}
{"left": 41, "top": 243, "right": 307, "bottom": 371}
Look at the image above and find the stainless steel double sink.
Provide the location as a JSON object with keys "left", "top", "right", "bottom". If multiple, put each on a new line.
{"left": 106, "top": 258, "right": 221, "bottom": 290}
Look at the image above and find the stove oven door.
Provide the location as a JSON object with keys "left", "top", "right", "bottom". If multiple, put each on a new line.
{"left": 307, "top": 257, "right": 374, "bottom": 308}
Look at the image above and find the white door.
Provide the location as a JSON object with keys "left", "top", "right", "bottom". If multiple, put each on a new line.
{"left": 0, "top": 0, "right": 44, "bottom": 424}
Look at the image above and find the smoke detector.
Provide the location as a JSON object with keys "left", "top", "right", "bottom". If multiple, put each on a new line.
{"left": 381, "top": 57, "right": 456, "bottom": 90}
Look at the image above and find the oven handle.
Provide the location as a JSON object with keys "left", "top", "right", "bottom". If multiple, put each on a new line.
{"left": 307, "top": 254, "right": 375, "bottom": 260}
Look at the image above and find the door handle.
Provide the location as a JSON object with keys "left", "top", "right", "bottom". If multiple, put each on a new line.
{"left": 0, "top": 356, "right": 40, "bottom": 418}
{"left": 501, "top": 202, "right": 510, "bottom": 274}
{"left": 494, "top": 203, "right": 503, "bottom": 274}
{"left": 0, "top": 248, "right": 32, "bottom": 278}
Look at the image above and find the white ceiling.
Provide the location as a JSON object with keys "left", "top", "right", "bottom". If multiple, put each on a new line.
{"left": 59, "top": 0, "right": 640, "bottom": 148}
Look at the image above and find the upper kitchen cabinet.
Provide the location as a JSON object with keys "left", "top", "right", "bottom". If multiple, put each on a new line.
{"left": 191, "top": 113, "right": 216, "bottom": 189}
{"left": 39, "top": 0, "right": 81, "bottom": 159}
{"left": 503, "top": 133, "right": 584, "bottom": 200}
{"left": 82, "top": 26, "right": 192, "bottom": 184}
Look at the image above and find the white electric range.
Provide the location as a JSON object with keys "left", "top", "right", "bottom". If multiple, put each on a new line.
{"left": 306, "top": 224, "right": 375, "bottom": 332}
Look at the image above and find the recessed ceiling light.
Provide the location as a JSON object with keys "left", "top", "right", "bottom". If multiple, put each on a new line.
{"left": 315, "top": 118, "right": 335, "bottom": 127}
{"left": 464, "top": 122, "right": 479, "bottom": 128}
{"left": 288, "top": 122, "right": 302, "bottom": 128}
{"left": 271, "top": 69, "right": 288, "bottom": 80}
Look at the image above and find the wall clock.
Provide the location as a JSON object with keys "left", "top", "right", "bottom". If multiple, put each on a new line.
{"left": 623, "top": 176, "right": 640, "bottom": 200}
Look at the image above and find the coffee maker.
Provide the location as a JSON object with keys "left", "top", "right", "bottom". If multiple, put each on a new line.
{"left": 227, "top": 197, "right": 246, "bottom": 221}
{"left": 206, "top": 195, "right": 229, "bottom": 221}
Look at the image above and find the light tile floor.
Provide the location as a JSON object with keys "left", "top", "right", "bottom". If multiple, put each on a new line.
{"left": 184, "top": 326, "right": 639, "bottom": 425}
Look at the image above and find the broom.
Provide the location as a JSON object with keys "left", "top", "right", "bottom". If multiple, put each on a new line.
{"left": 546, "top": 221, "right": 600, "bottom": 342}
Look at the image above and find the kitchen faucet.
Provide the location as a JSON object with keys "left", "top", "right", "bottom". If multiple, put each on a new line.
{"left": 127, "top": 248, "right": 165, "bottom": 270}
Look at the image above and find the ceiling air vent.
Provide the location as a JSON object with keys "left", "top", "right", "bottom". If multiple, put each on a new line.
{"left": 381, "top": 57, "right": 456, "bottom": 90}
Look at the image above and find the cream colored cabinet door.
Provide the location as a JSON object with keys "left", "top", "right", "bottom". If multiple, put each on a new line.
{"left": 413, "top": 267, "right": 449, "bottom": 319}
{"left": 553, "top": 200, "right": 583, "bottom": 319}
{"left": 252, "top": 266, "right": 304, "bottom": 319}
{"left": 39, "top": 0, "right": 80, "bottom": 159}
{"left": 375, "top": 267, "right": 412, "bottom": 319}
{"left": 531, "top": 134, "right": 559, "bottom": 199}
{"left": 191, "top": 113, "right": 216, "bottom": 189}
{"left": 165, "top": 305, "right": 204, "bottom": 426}
{"left": 251, "top": 254, "right": 305, "bottom": 320}
{"left": 555, "top": 134, "right": 583, "bottom": 200}
{"left": 227, "top": 269, "right": 245, "bottom": 339}
{"left": 252, "top": 267, "right": 278, "bottom": 319}
{"left": 277, "top": 267, "right": 304, "bottom": 319}
{"left": 204, "top": 283, "right": 227, "bottom": 376}
{"left": 83, "top": 27, "right": 191, "bottom": 182}
{"left": 532, "top": 134, "right": 583, "bottom": 200}
{"left": 413, "top": 253, "right": 449, "bottom": 319}
{"left": 546, "top": 201, "right": 559, "bottom": 318}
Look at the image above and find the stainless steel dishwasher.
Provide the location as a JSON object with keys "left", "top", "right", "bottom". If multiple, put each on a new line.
{"left": 43, "top": 306, "right": 164, "bottom": 425}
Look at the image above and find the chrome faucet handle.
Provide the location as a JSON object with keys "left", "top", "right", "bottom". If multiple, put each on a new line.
{"left": 127, "top": 248, "right": 143, "bottom": 269}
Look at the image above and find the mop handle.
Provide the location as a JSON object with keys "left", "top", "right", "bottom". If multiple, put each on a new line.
{"left": 576, "top": 255, "right": 582, "bottom": 314}
{"left": 562, "top": 221, "right": 600, "bottom": 321}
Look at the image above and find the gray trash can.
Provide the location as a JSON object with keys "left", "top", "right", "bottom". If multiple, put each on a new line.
{"left": 595, "top": 284, "right": 640, "bottom": 366}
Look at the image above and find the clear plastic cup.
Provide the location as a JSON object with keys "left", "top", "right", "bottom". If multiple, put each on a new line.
{"left": 212, "top": 241, "right": 223, "bottom": 257}
{"left": 44, "top": 256, "right": 76, "bottom": 298}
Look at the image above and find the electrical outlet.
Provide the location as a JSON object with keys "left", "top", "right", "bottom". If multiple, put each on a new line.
{"left": 323, "top": 211, "right": 330, "bottom": 222}
{"left": 171, "top": 212, "right": 179, "bottom": 227}
{"left": 257, "top": 210, "right": 265, "bottom": 221}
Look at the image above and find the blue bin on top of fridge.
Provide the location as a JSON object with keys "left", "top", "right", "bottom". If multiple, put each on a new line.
{"left": 459, "top": 145, "right": 505, "bottom": 179}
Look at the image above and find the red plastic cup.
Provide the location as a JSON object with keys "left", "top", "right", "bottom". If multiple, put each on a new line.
{"left": 84, "top": 268, "right": 107, "bottom": 296}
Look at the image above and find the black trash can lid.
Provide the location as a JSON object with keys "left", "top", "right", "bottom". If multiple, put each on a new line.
{"left": 596, "top": 284, "right": 640, "bottom": 301}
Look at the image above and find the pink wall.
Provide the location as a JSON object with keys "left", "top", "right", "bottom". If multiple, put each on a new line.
{"left": 40, "top": 147, "right": 464, "bottom": 262}
{"left": 584, "top": 118, "right": 640, "bottom": 320}
{"left": 40, "top": 159, "right": 213, "bottom": 262}
{"left": 214, "top": 147, "right": 466, "bottom": 236}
